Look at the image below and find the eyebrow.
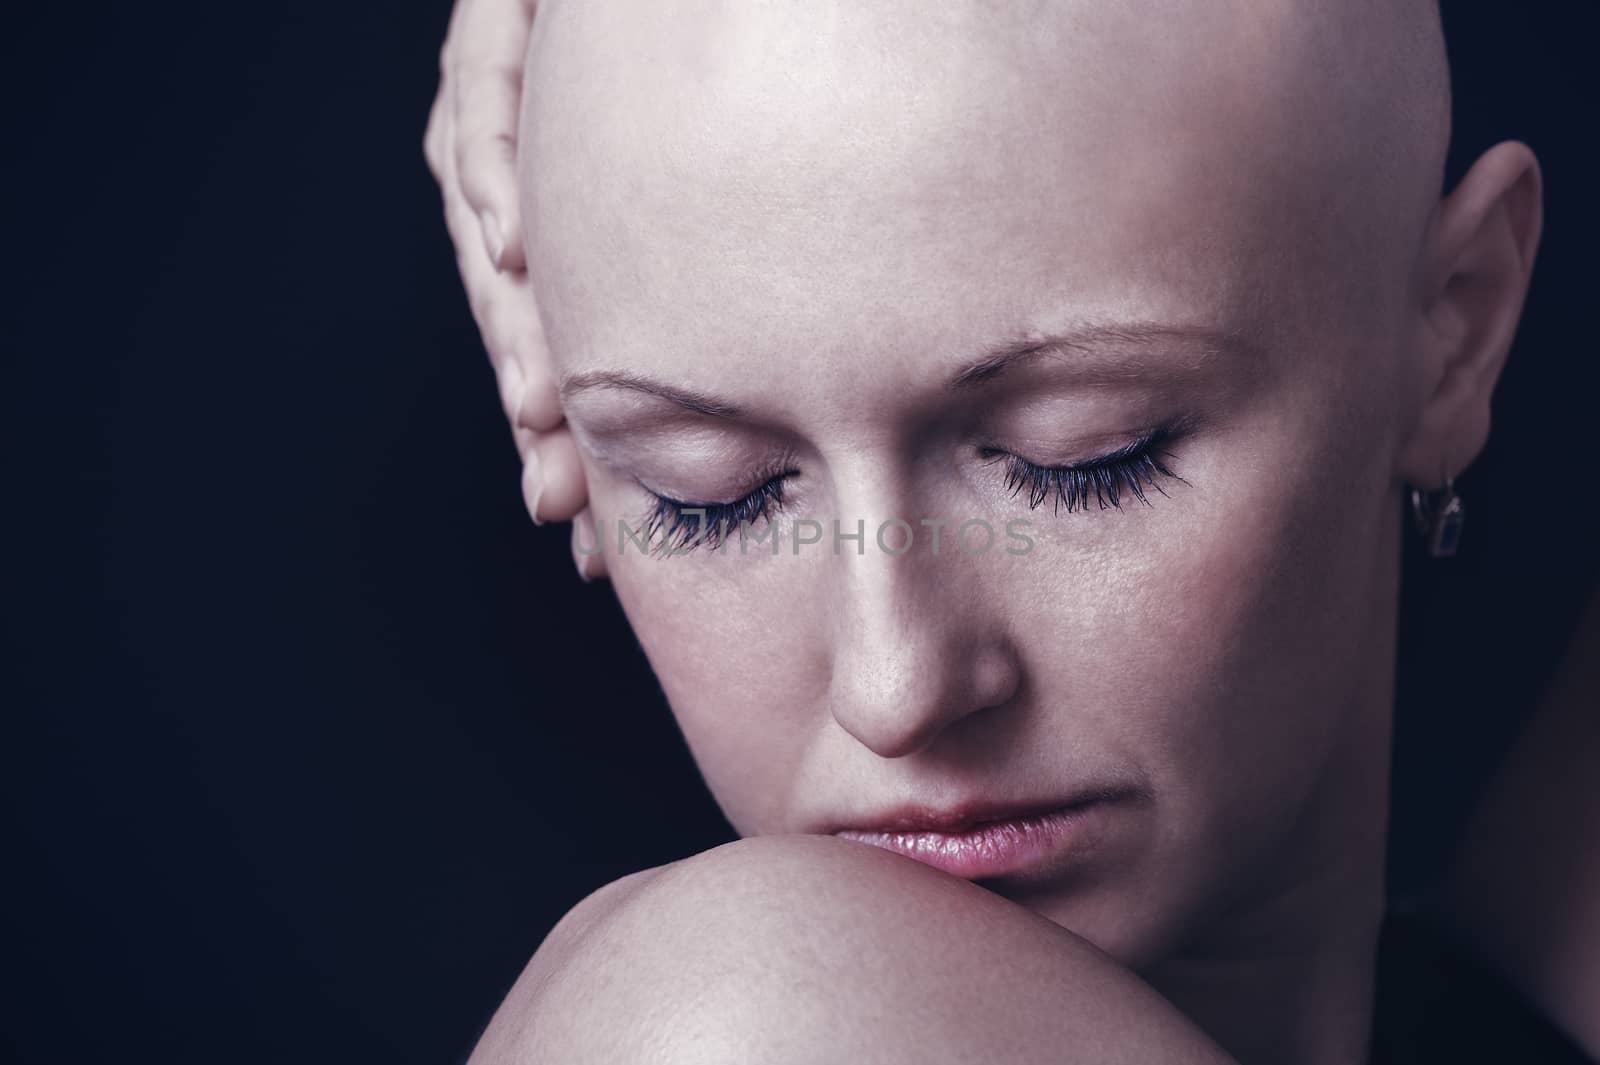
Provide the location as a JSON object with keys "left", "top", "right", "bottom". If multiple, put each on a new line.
{"left": 947, "top": 321, "right": 1248, "bottom": 389}
{"left": 559, "top": 321, "right": 1249, "bottom": 417}
{"left": 559, "top": 368, "right": 745, "bottom": 418}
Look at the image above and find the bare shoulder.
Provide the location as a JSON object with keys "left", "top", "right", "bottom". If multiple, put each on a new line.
{"left": 466, "top": 860, "right": 670, "bottom": 1065}
{"left": 1444, "top": 583, "right": 1600, "bottom": 1058}
{"left": 468, "top": 834, "right": 1235, "bottom": 1065}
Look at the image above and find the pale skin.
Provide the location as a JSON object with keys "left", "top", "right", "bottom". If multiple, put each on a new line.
{"left": 421, "top": 2, "right": 1575, "bottom": 1062}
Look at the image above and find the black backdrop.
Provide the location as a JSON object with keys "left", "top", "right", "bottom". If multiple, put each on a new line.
{"left": 5, "top": 4, "right": 1596, "bottom": 1063}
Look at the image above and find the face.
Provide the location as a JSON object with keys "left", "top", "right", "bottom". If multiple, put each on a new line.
{"left": 518, "top": 0, "right": 1440, "bottom": 968}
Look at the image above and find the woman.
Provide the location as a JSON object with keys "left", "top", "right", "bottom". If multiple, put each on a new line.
{"left": 423, "top": 1, "right": 1593, "bottom": 1061}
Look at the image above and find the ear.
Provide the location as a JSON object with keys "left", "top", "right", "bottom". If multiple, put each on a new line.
{"left": 1398, "top": 140, "right": 1543, "bottom": 487}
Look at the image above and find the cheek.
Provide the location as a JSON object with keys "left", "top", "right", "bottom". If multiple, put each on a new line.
{"left": 1014, "top": 407, "right": 1394, "bottom": 849}
{"left": 601, "top": 510, "right": 834, "bottom": 835}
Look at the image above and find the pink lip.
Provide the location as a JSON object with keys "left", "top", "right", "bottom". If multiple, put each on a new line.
{"left": 831, "top": 791, "right": 1134, "bottom": 880}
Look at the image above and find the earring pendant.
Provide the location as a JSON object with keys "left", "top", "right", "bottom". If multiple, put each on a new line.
{"left": 1410, "top": 478, "right": 1465, "bottom": 558}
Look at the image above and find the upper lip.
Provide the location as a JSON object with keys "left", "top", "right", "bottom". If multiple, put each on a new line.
{"left": 827, "top": 785, "right": 1140, "bottom": 836}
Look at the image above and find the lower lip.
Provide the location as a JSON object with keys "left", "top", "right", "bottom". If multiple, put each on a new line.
{"left": 833, "top": 802, "right": 1112, "bottom": 880}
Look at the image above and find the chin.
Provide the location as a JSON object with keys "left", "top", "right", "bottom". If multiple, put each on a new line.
{"left": 989, "top": 860, "right": 1220, "bottom": 974}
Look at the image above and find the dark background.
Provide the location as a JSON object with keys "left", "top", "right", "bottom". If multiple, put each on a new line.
{"left": 4, "top": 3, "right": 1596, "bottom": 1063}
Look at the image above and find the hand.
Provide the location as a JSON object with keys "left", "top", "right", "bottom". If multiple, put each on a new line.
{"left": 424, "top": 0, "right": 603, "bottom": 579}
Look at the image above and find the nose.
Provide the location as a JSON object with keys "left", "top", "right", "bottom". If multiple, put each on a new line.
{"left": 824, "top": 529, "right": 1022, "bottom": 759}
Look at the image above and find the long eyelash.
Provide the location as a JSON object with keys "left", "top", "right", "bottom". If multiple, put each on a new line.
{"left": 643, "top": 477, "right": 788, "bottom": 555}
{"left": 643, "top": 431, "right": 1182, "bottom": 553}
{"left": 989, "top": 429, "right": 1187, "bottom": 514}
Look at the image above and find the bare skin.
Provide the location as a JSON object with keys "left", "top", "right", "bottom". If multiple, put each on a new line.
{"left": 472, "top": 835, "right": 1237, "bottom": 1065}
{"left": 423, "top": 0, "right": 589, "bottom": 536}
{"left": 425, "top": 2, "right": 1553, "bottom": 1063}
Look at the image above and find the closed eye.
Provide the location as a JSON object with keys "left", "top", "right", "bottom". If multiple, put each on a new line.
{"left": 641, "top": 474, "right": 792, "bottom": 554}
{"left": 981, "top": 427, "right": 1187, "bottom": 513}
{"left": 640, "top": 426, "right": 1186, "bottom": 555}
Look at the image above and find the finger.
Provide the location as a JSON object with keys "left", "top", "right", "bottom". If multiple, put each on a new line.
{"left": 571, "top": 507, "right": 608, "bottom": 583}
{"left": 426, "top": 0, "right": 470, "bottom": 182}
{"left": 424, "top": 89, "right": 448, "bottom": 183}
{"left": 441, "top": 123, "right": 527, "bottom": 372}
{"left": 440, "top": 134, "right": 508, "bottom": 358}
{"left": 441, "top": 112, "right": 566, "bottom": 438}
{"left": 511, "top": 328, "right": 563, "bottom": 433}
{"left": 438, "top": 32, "right": 568, "bottom": 466}
{"left": 452, "top": 0, "right": 537, "bottom": 272}
{"left": 455, "top": 222, "right": 556, "bottom": 430}
{"left": 526, "top": 427, "right": 589, "bottom": 524}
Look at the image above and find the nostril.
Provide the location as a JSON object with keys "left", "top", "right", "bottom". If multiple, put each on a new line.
{"left": 970, "top": 640, "right": 1024, "bottom": 714}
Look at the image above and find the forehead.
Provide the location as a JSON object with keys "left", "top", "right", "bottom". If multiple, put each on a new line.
{"left": 520, "top": 0, "right": 1371, "bottom": 397}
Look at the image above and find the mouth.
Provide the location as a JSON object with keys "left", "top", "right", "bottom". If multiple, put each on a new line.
{"left": 829, "top": 788, "right": 1138, "bottom": 881}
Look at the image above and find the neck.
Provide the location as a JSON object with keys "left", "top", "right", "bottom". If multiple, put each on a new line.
{"left": 1144, "top": 766, "right": 1390, "bottom": 1065}
{"left": 1143, "top": 529, "right": 1402, "bottom": 1065}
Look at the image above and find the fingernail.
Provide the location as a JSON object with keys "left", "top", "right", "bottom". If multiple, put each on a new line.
{"left": 482, "top": 211, "right": 506, "bottom": 270}
{"left": 520, "top": 447, "right": 544, "bottom": 526}
{"left": 571, "top": 510, "right": 601, "bottom": 583}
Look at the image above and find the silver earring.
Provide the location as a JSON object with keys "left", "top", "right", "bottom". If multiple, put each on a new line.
{"left": 1410, "top": 474, "right": 1465, "bottom": 558}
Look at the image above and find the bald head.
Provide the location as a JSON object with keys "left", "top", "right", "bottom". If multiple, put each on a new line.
{"left": 517, "top": 0, "right": 1452, "bottom": 391}
{"left": 487, "top": 9, "right": 1550, "bottom": 1032}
